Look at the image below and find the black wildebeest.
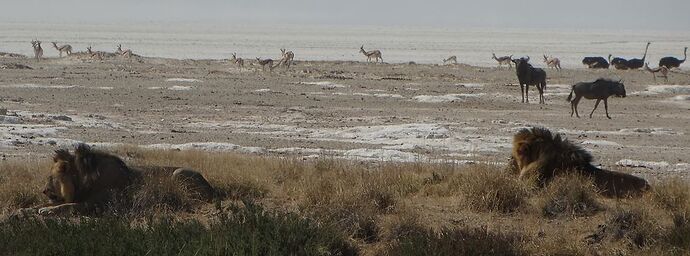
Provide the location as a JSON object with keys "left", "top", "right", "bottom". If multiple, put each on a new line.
{"left": 625, "top": 42, "right": 651, "bottom": 69}
{"left": 582, "top": 56, "right": 609, "bottom": 69}
{"left": 512, "top": 56, "right": 547, "bottom": 104}
{"left": 659, "top": 47, "right": 687, "bottom": 69}
{"left": 609, "top": 54, "right": 629, "bottom": 70}
{"left": 567, "top": 79, "right": 626, "bottom": 119}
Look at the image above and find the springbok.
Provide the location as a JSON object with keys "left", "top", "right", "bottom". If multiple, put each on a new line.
{"left": 492, "top": 53, "right": 512, "bottom": 68}
{"left": 51, "top": 42, "right": 73, "bottom": 57}
{"left": 279, "top": 48, "right": 295, "bottom": 68}
{"left": 543, "top": 55, "right": 561, "bottom": 71}
{"left": 31, "top": 40, "right": 43, "bottom": 61}
{"left": 230, "top": 53, "right": 244, "bottom": 69}
{"left": 87, "top": 46, "right": 103, "bottom": 60}
{"left": 116, "top": 44, "right": 133, "bottom": 58}
{"left": 644, "top": 62, "right": 669, "bottom": 82}
{"left": 256, "top": 57, "right": 274, "bottom": 71}
{"left": 359, "top": 45, "right": 382, "bottom": 63}
{"left": 443, "top": 55, "right": 458, "bottom": 65}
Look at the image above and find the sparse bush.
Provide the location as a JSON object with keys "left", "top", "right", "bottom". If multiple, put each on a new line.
{"left": 538, "top": 174, "right": 601, "bottom": 218}
{"left": 458, "top": 166, "right": 528, "bottom": 213}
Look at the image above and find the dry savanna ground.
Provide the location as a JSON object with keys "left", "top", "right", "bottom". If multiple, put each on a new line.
{"left": 1, "top": 54, "right": 690, "bottom": 255}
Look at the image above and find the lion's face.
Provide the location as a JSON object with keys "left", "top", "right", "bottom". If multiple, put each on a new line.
{"left": 43, "top": 157, "right": 75, "bottom": 204}
{"left": 43, "top": 175, "right": 63, "bottom": 204}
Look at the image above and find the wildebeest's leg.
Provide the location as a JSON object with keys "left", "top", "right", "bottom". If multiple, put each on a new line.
{"left": 572, "top": 95, "right": 582, "bottom": 118}
{"left": 604, "top": 98, "right": 611, "bottom": 119}
{"left": 525, "top": 85, "right": 529, "bottom": 103}
{"left": 539, "top": 83, "right": 545, "bottom": 104}
{"left": 590, "top": 99, "right": 601, "bottom": 118}
{"left": 520, "top": 84, "right": 525, "bottom": 103}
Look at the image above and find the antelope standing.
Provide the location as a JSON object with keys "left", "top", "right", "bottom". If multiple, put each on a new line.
{"left": 644, "top": 62, "right": 669, "bottom": 82}
{"left": 51, "top": 42, "right": 73, "bottom": 57}
{"left": 543, "top": 55, "right": 562, "bottom": 71}
{"left": 359, "top": 45, "right": 382, "bottom": 63}
{"left": 279, "top": 48, "right": 295, "bottom": 68}
{"left": 492, "top": 53, "right": 512, "bottom": 68}
{"left": 256, "top": 57, "right": 274, "bottom": 71}
{"left": 230, "top": 53, "right": 244, "bottom": 69}
{"left": 31, "top": 40, "right": 43, "bottom": 61}
{"left": 443, "top": 55, "right": 458, "bottom": 65}
{"left": 116, "top": 44, "right": 133, "bottom": 58}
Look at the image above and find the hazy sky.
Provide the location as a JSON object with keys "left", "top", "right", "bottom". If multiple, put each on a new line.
{"left": 2, "top": 0, "right": 689, "bottom": 31}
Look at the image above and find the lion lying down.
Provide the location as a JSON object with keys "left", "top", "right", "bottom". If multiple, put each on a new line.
{"left": 510, "top": 127, "right": 650, "bottom": 197}
{"left": 32, "top": 144, "right": 215, "bottom": 215}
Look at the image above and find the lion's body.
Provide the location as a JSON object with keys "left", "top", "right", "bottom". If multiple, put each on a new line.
{"left": 510, "top": 127, "right": 649, "bottom": 197}
{"left": 40, "top": 144, "right": 214, "bottom": 215}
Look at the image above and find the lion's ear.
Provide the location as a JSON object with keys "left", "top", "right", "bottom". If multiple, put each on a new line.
{"left": 75, "top": 143, "right": 91, "bottom": 156}
{"left": 75, "top": 143, "right": 98, "bottom": 173}
{"left": 53, "top": 149, "right": 73, "bottom": 162}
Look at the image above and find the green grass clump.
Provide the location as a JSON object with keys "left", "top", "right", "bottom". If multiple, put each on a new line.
{"left": 0, "top": 203, "right": 355, "bottom": 256}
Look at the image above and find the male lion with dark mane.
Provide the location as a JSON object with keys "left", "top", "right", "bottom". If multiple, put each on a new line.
{"left": 36, "top": 144, "right": 215, "bottom": 215}
{"left": 509, "top": 127, "right": 649, "bottom": 197}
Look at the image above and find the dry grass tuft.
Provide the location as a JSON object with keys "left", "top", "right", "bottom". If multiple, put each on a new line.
{"left": 0, "top": 160, "right": 46, "bottom": 211}
{"left": 390, "top": 225, "right": 526, "bottom": 256}
{"left": 648, "top": 178, "right": 690, "bottom": 212}
{"left": 538, "top": 173, "right": 601, "bottom": 218}
{"left": 457, "top": 165, "right": 528, "bottom": 213}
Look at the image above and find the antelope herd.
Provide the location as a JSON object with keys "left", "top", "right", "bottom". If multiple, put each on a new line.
{"left": 7, "top": 38, "right": 688, "bottom": 116}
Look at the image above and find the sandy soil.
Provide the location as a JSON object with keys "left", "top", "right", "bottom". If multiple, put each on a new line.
{"left": 1, "top": 55, "right": 689, "bottom": 180}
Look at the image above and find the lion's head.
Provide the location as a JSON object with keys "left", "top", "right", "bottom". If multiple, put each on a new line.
{"left": 43, "top": 149, "right": 78, "bottom": 204}
{"left": 42, "top": 144, "right": 133, "bottom": 206}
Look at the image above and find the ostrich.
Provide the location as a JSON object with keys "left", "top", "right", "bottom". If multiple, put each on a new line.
{"left": 609, "top": 54, "right": 629, "bottom": 70}
{"left": 625, "top": 42, "right": 651, "bottom": 69}
{"left": 659, "top": 47, "right": 687, "bottom": 69}
{"left": 582, "top": 56, "right": 609, "bottom": 69}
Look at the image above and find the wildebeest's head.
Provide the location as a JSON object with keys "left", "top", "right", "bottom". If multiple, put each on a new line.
{"left": 612, "top": 80, "right": 626, "bottom": 97}
{"left": 605, "top": 80, "right": 625, "bottom": 98}
{"left": 511, "top": 56, "right": 531, "bottom": 66}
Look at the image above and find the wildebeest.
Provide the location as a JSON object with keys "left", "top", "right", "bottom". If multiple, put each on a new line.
{"left": 566, "top": 79, "right": 626, "bottom": 119}
{"left": 512, "top": 56, "right": 547, "bottom": 104}
{"left": 659, "top": 47, "right": 687, "bottom": 69}
{"left": 582, "top": 56, "right": 609, "bottom": 69}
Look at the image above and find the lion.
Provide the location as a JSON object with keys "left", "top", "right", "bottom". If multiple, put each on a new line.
{"left": 36, "top": 144, "right": 215, "bottom": 215}
{"left": 510, "top": 127, "right": 649, "bottom": 197}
